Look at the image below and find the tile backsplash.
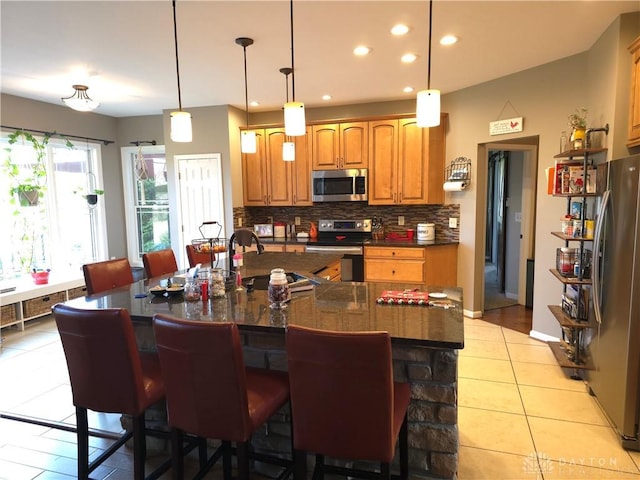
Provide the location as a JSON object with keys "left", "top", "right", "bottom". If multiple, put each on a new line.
{"left": 233, "top": 203, "right": 460, "bottom": 242}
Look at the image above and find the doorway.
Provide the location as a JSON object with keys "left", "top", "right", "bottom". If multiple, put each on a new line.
{"left": 479, "top": 139, "right": 538, "bottom": 313}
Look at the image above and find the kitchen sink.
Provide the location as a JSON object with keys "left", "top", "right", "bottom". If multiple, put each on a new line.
{"left": 243, "top": 272, "right": 312, "bottom": 291}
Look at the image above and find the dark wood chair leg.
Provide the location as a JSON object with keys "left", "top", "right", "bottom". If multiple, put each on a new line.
{"left": 237, "top": 441, "right": 250, "bottom": 480}
{"left": 399, "top": 412, "right": 409, "bottom": 479}
{"left": 76, "top": 406, "right": 89, "bottom": 480}
{"left": 198, "top": 437, "right": 208, "bottom": 469}
{"left": 293, "top": 449, "right": 307, "bottom": 480}
{"left": 313, "top": 454, "right": 324, "bottom": 480}
{"left": 222, "top": 440, "right": 233, "bottom": 480}
{"left": 132, "top": 413, "right": 146, "bottom": 480}
{"left": 380, "top": 462, "right": 391, "bottom": 479}
{"left": 170, "top": 428, "right": 184, "bottom": 480}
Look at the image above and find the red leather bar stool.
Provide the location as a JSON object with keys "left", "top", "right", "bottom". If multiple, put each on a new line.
{"left": 286, "top": 325, "right": 410, "bottom": 480}
{"left": 82, "top": 257, "right": 134, "bottom": 295}
{"left": 185, "top": 244, "right": 214, "bottom": 268}
{"left": 152, "top": 314, "right": 293, "bottom": 480}
{"left": 52, "top": 304, "right": 166, "bottom": 480}
{"left": 142, "top": 248, "right": 179, "bottom": 278}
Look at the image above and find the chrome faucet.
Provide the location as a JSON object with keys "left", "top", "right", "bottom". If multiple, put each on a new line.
{"left": 228, "top": 229, "right": 265, "bottom": 271}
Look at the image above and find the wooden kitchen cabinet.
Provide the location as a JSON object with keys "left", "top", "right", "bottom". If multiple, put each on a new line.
{"left": 311, "top": 122, "right": 368, "bottom": 170}
{"left": 627, "top": 35, "right": 640, "bottom": 148}
{"left": 242, "top": 127, "right": 312, "bottom": 206}
{"left": 364, "top": 246, "right": 425, "bottom": 283}
{"left": 365, "top": 244, "right": 458, "bottom": 286}
{"left": 368, "top": 115, "right": 446, "bottom": 205}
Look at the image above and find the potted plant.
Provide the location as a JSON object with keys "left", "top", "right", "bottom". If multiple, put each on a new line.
{"left": 568, "top": 107, "right": 588, "bottom": 148}
{"left": 2, "top": 130, "right": 73, "bottom": 206}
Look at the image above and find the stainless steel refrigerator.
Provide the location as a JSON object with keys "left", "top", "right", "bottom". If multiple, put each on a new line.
{"left": 588, "top": 153, "right": 640, "bottom": 450}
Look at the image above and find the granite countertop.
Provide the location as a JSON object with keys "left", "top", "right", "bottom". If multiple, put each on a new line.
{"left": 64, "top": 252, "right": 464, "bottom": 349}
{"left": 261, "top": 237, "right": 459, "bottom": 248}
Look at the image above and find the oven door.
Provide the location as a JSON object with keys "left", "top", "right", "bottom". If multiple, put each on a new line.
{"left": 305, "top": 245, "right": 364, "bottom": 282}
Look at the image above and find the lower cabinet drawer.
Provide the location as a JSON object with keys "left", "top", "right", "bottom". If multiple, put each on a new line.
{"left": 365, "top": 259, "right": 425, "bottom": 283}
{"left": 23, "top": 291, "right": 65, "bottom": 318}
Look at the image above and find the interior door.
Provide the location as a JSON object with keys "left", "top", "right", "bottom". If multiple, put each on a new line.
{"left": 176, "top": 154, "right": 225, "bottom": 269}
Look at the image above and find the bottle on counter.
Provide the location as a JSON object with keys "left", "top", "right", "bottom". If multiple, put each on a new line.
{"left": 268, "top": 268, "right": 290, "bottom": 309}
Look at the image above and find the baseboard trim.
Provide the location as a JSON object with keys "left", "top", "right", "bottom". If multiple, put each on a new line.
{"left": 464, "top": 309, "right": 483, "bottom": 318}
{"left": 530, "top": 329, "right": 559, "bottom": 343}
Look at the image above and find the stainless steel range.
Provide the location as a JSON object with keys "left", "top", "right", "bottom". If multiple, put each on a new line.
{"left": 305, "top": 219, "right": 371, "bottom": 281}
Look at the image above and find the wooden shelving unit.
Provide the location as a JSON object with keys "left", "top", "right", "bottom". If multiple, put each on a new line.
{"left": 548, "top": 141, "right": 607, "bottom": 378}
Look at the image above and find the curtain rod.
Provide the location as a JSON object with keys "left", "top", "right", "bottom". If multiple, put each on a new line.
{"left": 0, "top": 125, "right": 114, "bottom": 145}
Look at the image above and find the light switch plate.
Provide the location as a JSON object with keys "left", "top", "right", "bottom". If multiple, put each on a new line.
{"left": 449, "top": 217, "right": 458, "bottom": 228}
{"left": 398, "top": 216, "right": 405, "bottom": 226}
{"left": 295, "top": 216, "right": 301, "bottom": 226}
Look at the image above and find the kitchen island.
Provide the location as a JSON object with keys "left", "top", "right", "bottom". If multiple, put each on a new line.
{"left": 64, "top": 251, "right": 463, "bottom": 479}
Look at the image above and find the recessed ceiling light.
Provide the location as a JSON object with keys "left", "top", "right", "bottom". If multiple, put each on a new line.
{"left": 401, "top": 53, "right": 418, "bottom": 63}
{"left": 440, "top": 35, "right": 459, "bottom": 46}
{"left": 250, "top": 101, "right": 260, "bottom": 107}
{"left": 391, "top": 24, "right": 410, "bottom": 36}
{"left": 322, "top": 94, "right": 332, "bottom": 101}
{"left": 403, "top": 86, "right": 414, "bottom": 93}
{"left": 353, "top": 46, "right": 371, "bottom": 56}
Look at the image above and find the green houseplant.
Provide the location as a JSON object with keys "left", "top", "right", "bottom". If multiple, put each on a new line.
{"left": 3, "top": 130, "right": 73, "bottom": 206}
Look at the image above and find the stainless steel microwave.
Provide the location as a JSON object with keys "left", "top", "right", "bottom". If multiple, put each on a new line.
{"left": 312, "top": 169, "right": 368, "bottom": 202}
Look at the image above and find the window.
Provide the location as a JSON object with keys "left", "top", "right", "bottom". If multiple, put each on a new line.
{"left": 121, "top": 145, "right": 170, "bottom": 266}
{"left": 0, "top": 132, "right": 107, "bottom": 279}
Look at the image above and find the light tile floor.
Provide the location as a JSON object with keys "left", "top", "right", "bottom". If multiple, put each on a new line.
{"left": 458, "top": 317, "right": 640, "bottom": 480}
{"left": 2, "top": 315, "right": 640, "bottom": 479}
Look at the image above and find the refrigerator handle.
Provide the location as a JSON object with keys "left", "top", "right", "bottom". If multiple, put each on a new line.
{"left": 592, "top": 189, "right": 610, "bottom": 325}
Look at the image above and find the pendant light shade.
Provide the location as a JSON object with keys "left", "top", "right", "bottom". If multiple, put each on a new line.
{"left": 241, "top": 130, "right": 257, "bottom": 154}
{"left": 236, "top": 37, "right": 256, "bottom": 154}
{"left": 283, "top": 140, "right": 296, "bottom": 161}
{"left": 284, "top": 102, "right": 306, "bottom": 137}
{"left": 284, "top": 0, "right": 306, "bottom": 137}
{"left": 416, "top": 0, "right": 441, "bottom": 127}
{"left": 62, "top": 85, "right": 99, "bottom": 112}
{"left": 416, "top": 89, "right": 441, "bottom": 127}
{"left": 170, "top": 0, "right": 192, "bottom": 143}
{"left": 170, "top": 111, "right": 193, "bottom": 142}
{"left": 280, "top": 67, "right": 296, "bottom": 161}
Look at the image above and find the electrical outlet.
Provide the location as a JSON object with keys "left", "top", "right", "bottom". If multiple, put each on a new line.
{"left": 238, "top": 217, "right": 243, "bottom": 227}
{"left": 398, "top": 216, "right": 405, "bottom": 226}
{"left": 295, "top": 216, "right": 301, "bottom": 226}
{"left": 268, "top": 216, "right": 274, "bottom": 224}
{"left": 449, "top": 217, "right": 458, "bottom": 228}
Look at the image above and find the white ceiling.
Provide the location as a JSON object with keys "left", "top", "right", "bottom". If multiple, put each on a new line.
{"left": 1, "top": 1, "right": 639, "bottom": 118}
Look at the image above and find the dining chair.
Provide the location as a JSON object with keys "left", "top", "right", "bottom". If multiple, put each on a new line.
{"left": 82, "top": 257, "right": 134, "bottom": 295}
{"left": 52, "top": 304, "right": 167, "bottom": 480}
{"left": 142, "top": 248, "right": 178, "bottom": 278}
{"left": 286, "top": 324, "right": 410, "bottom": 479}
{"left": 152, "top": 314, "right": 293, "bottom": 480}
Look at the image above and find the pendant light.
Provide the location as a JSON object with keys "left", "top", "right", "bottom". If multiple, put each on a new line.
{"left": 170, "top": 0, "right": 192, "bottom": 142}
{"left": 236, "top": 37, "right": 256, "bottom": 154}
{"left": 416, "top": 0, "right": 441, "bottom": 128}
{"left": 280, "top": 67, "right": 296, "bottom": 161}
{"left": 283, "top": 0, "right": 306, "bottom": 136}
{"left": 61, "top": 85, "right": 99, "bottom": 112}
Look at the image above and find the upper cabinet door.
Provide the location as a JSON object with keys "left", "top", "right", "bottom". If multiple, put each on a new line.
{"left": 312, "top": 124, "right": 340, "bottom": 169}
{"left": 312, "top": 121, "right": 368, "bottom": 169}
{"left": 265, "top": 128, "right": 293, "bottom": 206}
{"left": 628, "top": 36, "right": 640, "bottom": 148}
{"left": 242, "top": 130, "right": 268, "bottom": 206}
{"left": 292, "top": 127, "right": 313, "bottom": 205}
{"left": 368, "top": 119, "right": 398, "bottom": 205}
{"left": 340, "top": 122, "right": 369, "bottom": 169}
